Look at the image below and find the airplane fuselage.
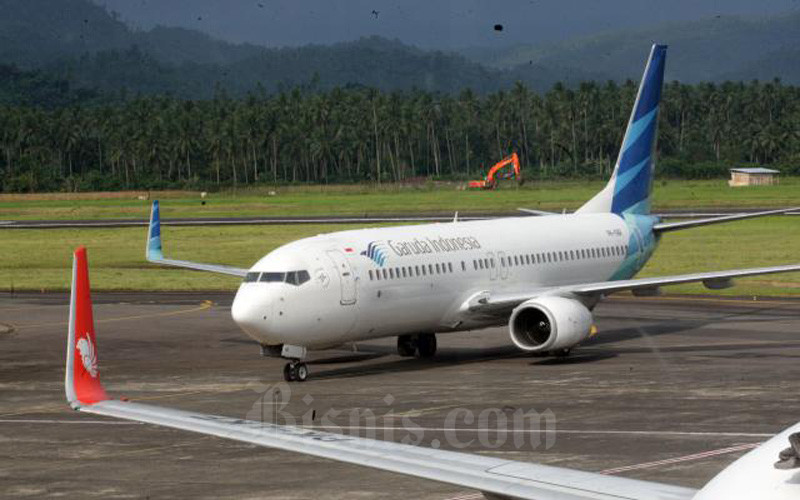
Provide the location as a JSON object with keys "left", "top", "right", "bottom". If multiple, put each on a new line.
{"left": 231, "top": 213, "right": 660, "bottom": 349}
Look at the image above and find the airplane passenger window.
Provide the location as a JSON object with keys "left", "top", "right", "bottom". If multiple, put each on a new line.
{"left": 368, "top": 270, "right": 374, "bottom": 281}
{"left": 478, "top": 260, "right": 484, "bottom": 270}
{"left": 473, "top": 260, "right": 478, "bottom": 270}
{"left": 244, "top": 272, "right": 260, "bottom": 282}
{"left": 401, "top": 267, "right": 406, "bottom": 278}
{"left": 525, "top": 255, "right": 530, "bottom": 265}
{"left": 260, "top": 272, "right": 285, "bottom": 282}
{"left": 491, "top": 259, "right": 496, "bottom": 268}
{"left": 415, "top": 265, "right": 420, "bottom": 276}
{"left": 461, "top": 261, "right": 466, "bottom": 271}
{"left": 448, "top": 262, "right": 454, "bottom": 273}
{"left": 435, "top": 263, "right": 441, "bottom": 274}
{"left": 421, "top": 265, "right": 427, "bottom": 276}
{"left": 500, "top": 256, "right": 506, "bottom": 267}
{"left": 375, "top": 269, "right": 381, "bottom": 280}
{"left": 382, "top": 269, "right": 388, "bottom": 280}
{"left": 570, "top": 250, "right": 575, "bottom": 260}
{"left": 389, "top": 268, "right": 395, "bottom": 279}
{"left": 484, "top": 258, "right": 490, "bottom": 268}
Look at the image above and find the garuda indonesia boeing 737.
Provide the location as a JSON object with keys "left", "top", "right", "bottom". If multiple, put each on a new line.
{"left": 146, "top": 44, "right": 799, "bottom": 382}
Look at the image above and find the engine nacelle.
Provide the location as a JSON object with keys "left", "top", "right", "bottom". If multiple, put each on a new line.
{"left": 509, "top": 296, "right": 593, "bottom": 353}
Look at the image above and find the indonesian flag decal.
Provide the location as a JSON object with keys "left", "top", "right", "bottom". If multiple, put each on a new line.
{"left": 68, "top": 247, "right": 108, "bottom": 406}
{"left": 344, "top": 247, "right": 354, "bottom": 253}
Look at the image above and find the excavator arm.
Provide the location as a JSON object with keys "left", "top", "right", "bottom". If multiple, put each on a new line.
{"left": 468, "top": 153, "right": 521, "bottom": 189}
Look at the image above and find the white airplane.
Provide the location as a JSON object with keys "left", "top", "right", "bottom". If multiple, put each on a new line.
{"left": 146, "top": 44, "right": 800, "bottom": 382}
{"left": 65, "top": 246, "right": 800, "bottom": 499}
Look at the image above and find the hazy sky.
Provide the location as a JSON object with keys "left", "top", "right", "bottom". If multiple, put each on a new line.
{"left": 94, "top": 0, "right": 800, "bottom": 49}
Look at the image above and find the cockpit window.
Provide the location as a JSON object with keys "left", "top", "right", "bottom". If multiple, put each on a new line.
{"left": 256, "top": 270, "right": 311, "bottom": 286}
{"left": 285, "top": 270, "right": 311, "bottom": 286}
{"left": 244, "top": 272, "right": 260, "bottom": 283}
{"left": 260, "top": 272, "right": 286, "bottom": 282}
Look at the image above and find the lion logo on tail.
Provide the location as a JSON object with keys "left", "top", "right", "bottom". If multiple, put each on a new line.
{"left": 76, "top": 336, "right": 98, "bottom": 378}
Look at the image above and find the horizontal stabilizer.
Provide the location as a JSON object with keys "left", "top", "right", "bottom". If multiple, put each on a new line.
{"left": 654, "top": 207, "right": 800, "bottom": 233}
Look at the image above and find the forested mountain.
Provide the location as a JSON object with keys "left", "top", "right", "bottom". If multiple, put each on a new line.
{"left": 5, "top": 0, "right": 800, "bottom": 99}
{"left": 0, "top": 0, "right": 262, "bottom": 67}
{"left": 0, "top": 0, "right": 578, "bottom": 96}
{"left": 1, "top": 0, "right": 799, "bottom": 192}
{"left": 469, "top": 12, "right": 800, "bottom": 84}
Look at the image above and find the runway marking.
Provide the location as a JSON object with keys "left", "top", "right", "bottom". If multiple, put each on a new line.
{"left": 307, "top": 425, "right": 773, "bottom": 438}
{"left": 390, "top": 404, "right": 465, "bottom": 418}
{"left": 442, "top": 493, "right": 483, "bottom": 500}
{"left": 0, "top": 305, "right": 59, "bottom": 313}
{"left": 599, "top": 442, "right": 761, "bottom": 475}
{"left": 97, "top": 437, "right": 214, "bottom": 458}
{"left": 0, "top": 418, "right": 140, "bottom": 425}
{"left": 9, "top": 300, "right": 213, "bottom": 330}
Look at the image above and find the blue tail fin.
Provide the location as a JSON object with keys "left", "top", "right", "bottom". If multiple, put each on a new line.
{"left": 577, "top": 44, "right": 667, "bottom": 216}
{"left": 146, "top": 200, "right": 164, "bottom": 261}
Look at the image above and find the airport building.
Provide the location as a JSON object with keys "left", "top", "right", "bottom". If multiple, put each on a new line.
{"left": 728, "top": 167, "right": 780, "bottom": 186}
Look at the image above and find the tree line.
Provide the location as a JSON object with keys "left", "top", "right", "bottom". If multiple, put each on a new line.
{"left": 1, "top": 79, "right": 799, "bottom": 192}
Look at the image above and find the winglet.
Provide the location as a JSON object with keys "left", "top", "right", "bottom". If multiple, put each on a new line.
{"left": 147, "top": 200, "right": 164, "bottom": 261}
{"left": 65, "top": 247, "right": 109, "bottom": 409}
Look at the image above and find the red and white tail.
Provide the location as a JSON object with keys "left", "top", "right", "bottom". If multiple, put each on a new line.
{"left": 65, "top": 247, "right": 108, "bottom": 409}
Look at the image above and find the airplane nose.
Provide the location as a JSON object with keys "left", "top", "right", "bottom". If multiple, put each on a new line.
{"left": 231, "top": 286, "right": 269, "bottom": 340}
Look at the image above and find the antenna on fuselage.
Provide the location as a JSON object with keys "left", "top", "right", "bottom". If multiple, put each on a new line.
{"left": 453, "top": 211, "right": 459, "bottom": 223}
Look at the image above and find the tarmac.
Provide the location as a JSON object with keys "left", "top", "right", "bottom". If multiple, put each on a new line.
{"left": 1, "top": 292, "right": 799, "bottom": 499}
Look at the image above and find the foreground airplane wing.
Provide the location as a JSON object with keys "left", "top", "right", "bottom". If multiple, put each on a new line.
{"left": 145, "top": 201, "right": 248, "bottom": 277}
{"left": 465, "top": 263, "right": 800, "bottom": 314}
{"left": 66, "top": 247, "right": 695, "bottom": 500}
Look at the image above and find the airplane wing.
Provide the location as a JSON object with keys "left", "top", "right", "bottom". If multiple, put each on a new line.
{"left": 653, "top": 207, "right": 800, "bottom": 233}
{"left": 465, "top": 264, "right": 800, "bottom": 315}
{"left": 145, "top": 201, "right": 248, "bottom": 277}
{"left": 66, "top": 247, "right": 696, "bottom": 500}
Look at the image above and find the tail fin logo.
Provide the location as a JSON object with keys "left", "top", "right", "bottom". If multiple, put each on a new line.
{"left": 361, "top": 241, "right": 388, "bottom": 267}
{"left": 77, "top": 335, "right": 98, "bottom": 378}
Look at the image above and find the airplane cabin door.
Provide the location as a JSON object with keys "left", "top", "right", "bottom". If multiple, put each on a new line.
{"left": 497, "top": 251, "right": 509, "bottom": 280}
{"left": 326, "top": 250, "right": 357, "bottom": 305}
{"left": 487, "top": 251, "right": 498, "bottom": 280}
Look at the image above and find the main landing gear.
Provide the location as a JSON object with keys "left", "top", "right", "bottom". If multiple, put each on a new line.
{"left": 283, "top": 361, "right": 309, "bottom": 382}
{"left": 397, "top": 333, "right": 437, "bottom": 358}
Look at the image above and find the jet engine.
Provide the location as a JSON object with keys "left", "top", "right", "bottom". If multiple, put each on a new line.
{"left": 508, "top": 296, "right": 593, "bottom": 353}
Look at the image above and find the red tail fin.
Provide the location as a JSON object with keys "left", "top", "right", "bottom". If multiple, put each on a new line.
{"left": 65, "top": 247, "right": 108, "bottom": 408}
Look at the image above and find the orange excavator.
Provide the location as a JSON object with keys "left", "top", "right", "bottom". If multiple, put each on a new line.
{"left": 468, "top": 153, "right": 522, "bottom": 189}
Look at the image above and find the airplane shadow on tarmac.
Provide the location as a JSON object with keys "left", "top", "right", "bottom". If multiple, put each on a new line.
{"left": 304, "top": 304, "right": 796, "bottom": 380}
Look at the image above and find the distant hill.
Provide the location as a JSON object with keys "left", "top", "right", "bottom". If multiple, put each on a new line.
{"left": 0, "top": 0, "right": 583, "bottom": 97}
{"left": 2, "top": 0, "right": 800, "bottom": 102}
{"left": 466, "top": 12, "right": 800, "bottom": 84}
{"left": 0, "top": 0, "right": 261, "bottom": 67}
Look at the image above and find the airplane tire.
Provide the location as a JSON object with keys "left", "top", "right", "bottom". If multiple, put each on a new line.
{"left": 283, "top": 363, "right": 295, "bottom": 382}
{"left": 397, "top": 335, "right": 417, "bottom": 357}
{"left": 295, "top": 363, "right": 309, "bottom": 382}
{"left": 416, "top": 333, "right": 437, "bottom": 358}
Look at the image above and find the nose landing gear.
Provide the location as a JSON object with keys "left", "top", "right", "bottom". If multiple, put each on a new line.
{"left": 283, "top": 361, "right": 309, "bottom": 382}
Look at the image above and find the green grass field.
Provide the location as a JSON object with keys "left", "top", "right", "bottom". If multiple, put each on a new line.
{"left": 1, "top": 217, "right": 798, "bottom": 296}
{"left": 0, "top": 178, "right": 798, "bottom": 221}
